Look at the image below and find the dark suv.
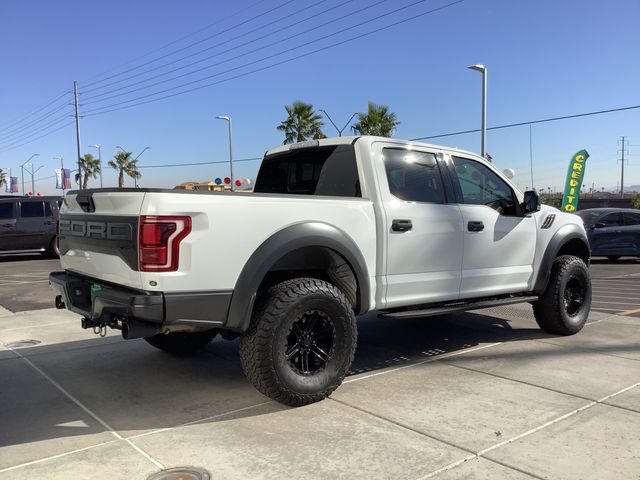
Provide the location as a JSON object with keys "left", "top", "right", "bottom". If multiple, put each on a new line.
{"left": 577, "top": 208, "right": 640, "bottom": 261}
{"left": 0, "top": 196, "right": 63, "bottom": 257}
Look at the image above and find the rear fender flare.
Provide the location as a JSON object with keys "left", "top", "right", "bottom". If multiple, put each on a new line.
{"left": 226, "top": 222, "right": 370, "bottom": 332}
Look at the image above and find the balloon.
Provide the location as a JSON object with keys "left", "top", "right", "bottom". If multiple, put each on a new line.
{"left": 224, "top": 177, "right": 231, "bottom": 184}
{"left": 503, "top": 168, "right": 515, "bottom": 179}
{"left": 214, "top": 178, "right": 222, "bottom": 185}
{"left": 235, "top": 179, "right": 242, "bottom": 186}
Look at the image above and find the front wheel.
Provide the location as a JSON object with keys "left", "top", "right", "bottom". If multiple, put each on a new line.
{"left": 239, "top": 278, "right": 357, "bottom": 407}
{"left": 533, "top": 255, "right": 591, "bottom": 335}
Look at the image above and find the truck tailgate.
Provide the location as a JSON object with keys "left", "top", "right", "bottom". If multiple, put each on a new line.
{"left": 59, "top": 190, "right": 146, "bottom": 290}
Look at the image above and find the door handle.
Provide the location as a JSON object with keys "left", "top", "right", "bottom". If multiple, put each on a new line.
{"left": 392, "top": 219, "right": 412, "bottom": 232}
{"left": 1, "top": 223, "right": 13, "bottom": 227}
{"left": 468, "top": 221, "right": 484, "bottom": 232}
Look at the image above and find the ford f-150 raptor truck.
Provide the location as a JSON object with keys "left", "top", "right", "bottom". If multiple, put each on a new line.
{"left": 50, "top": 136, "right": 592, "bottom": 406}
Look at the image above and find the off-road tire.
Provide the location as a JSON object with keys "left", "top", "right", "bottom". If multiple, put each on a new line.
{"left": 43, "top": 236, "right": 59, "bottom": 258}
{"left": 606, "top": 256, "right": 621, "bottom": 262}
{"left": 145, "top": 330, "right": 217, "bottom": 354}
{"left": 533, "top": 255, "right": 591, "bottom": 335}
{"left": 239, "top": 278, "right": 357, "bottom": 407}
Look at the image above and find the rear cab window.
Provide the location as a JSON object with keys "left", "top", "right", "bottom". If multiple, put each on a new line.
{"left": 253, "top": 145, "right": 361, "bottom": 197}
{"left": 382, "top": 148, "right": 447, "bottom": 203}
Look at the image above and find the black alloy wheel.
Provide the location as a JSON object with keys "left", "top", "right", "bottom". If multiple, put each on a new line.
{"left": 563, "top": 275, "right": 586, "bottom": 317}
{"left": 286, "top": 310, "right": 335, "bottom": 375}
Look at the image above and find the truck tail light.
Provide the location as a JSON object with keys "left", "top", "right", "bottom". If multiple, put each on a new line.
{"left": 139, "top": 216, "right": 191, "bottom": 272}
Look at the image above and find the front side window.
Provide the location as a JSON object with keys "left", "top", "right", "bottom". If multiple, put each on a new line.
{"left": 382, "top": 149, "right": 446, "bottom": 204}
{"left": 253, "top": 145, "right": 360, "bottom": 197}
{"left": 599, "top": 213, "right": 623, "bottom": 227}
{"left": 0, "top": 203, "right": 14, "bottom": 219}
{"left": 452, "top": 156, "right": 516, "bottom": 215}
{"left": 20, "top": 201, "right": 45, "bottom": 218}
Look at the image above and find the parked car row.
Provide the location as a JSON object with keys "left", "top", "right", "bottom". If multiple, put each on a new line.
{"left": 0, "top": 195, "right": 62, "bottom": 257}
{"left": 578, "top": 208, "right": 640, "bottom": 260}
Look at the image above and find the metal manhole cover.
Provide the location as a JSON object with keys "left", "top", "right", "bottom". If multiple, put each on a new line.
{"left": 6, "top": 339, "right": 41, "bottom": 348}
{"left": 147, "top": 467, "right": 210, "bottom": 480}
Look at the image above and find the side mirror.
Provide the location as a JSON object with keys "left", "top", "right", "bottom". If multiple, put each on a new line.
{"left": 523, "top": 190, "right": 540, "bottom": 214}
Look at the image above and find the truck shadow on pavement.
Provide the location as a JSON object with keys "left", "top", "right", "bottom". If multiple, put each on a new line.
{"left": 0, "top": 309, "right": 627, "bottom": 453}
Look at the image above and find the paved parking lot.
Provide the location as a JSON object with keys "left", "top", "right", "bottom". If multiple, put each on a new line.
{"left": 0, "top": 256, "right": 639, "bottom": 479}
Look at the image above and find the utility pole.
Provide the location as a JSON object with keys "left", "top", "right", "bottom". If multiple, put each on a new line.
{"left": 529, "top": 124, "right": 534, "bottom": 190}
{"left": 619, "top": 136, "right": 626, "bottom": 198}
{"left": 73, "top": 81, "right": 83, "bottom": 190}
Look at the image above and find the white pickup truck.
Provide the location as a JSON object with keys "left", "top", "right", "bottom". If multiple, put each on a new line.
{"left": 50, "top": 136, "right": 592, "bottom": 406}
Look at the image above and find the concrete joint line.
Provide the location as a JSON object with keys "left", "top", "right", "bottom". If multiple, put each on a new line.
{"left": 533, "top": 339, "right": 640, "bottom": 363}
{"left": 0, "top": 339, "right": 165, "bottom": 471}
{"left": 415, "top": 381, "right": 640, "bottom": 480}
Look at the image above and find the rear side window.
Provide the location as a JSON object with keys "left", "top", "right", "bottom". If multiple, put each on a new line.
{"left": 382, "top": 149, "right": 446, "bottom": 203}
{"left": 0, "top": 203, "right": 14, "bottom": 219}
{"left": 45, "top": 202, "right": 53, "bottom": 217}
{"left": 20, "top": 201, "right": 45, "bottom": 218}
{"left": 623, "top": 212, "right": 640, "bottom": 226}
{"left": 253, "top": 145, "right": 360, "bottom": 197}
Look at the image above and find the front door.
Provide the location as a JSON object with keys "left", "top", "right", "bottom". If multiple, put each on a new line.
{"left": 374, "top": 145, "right": 463, "bottom": 308}
{"left": 448, "top": 155, "right": 537, "bottom": 298}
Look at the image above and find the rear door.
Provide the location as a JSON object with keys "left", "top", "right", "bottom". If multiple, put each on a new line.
{"left": 374, "top": 144, "right": 463, "bottom": 308}
{"left": 17, "top": 200, "right": 47, "bottom": 249}
{"left": 0, "top": 201, "right": 18, "bottom": 251}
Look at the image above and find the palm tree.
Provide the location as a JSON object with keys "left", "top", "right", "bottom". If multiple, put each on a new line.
{"left": 0, "top": 169, "right": 6, "bottom": 192}
{"left": 351, "top": 102, "right": 400, "bottom": 137}
{"left": 277, "top": 101, "right": 325, "bottom": 144}
{"left": 75, "top": 153, "right": 101, "bottom": 189}
{"left": 108, "top": 151, "right": 140, "bottom": 188}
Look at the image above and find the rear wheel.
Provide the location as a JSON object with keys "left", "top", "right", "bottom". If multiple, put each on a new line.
{"left": 145, "top": 330, "right": 217, "bottom": 354}
{"left": 533, "top": 255, "right": 591, "bottom": 335}
{"left": 606, "top": 255, "right": 621, "bottom": 261}
{"left": 239, "top": 278, "right": 357, "bottom": 407}
{"left": 43, "top": 236, "right": 59, "bottom": 258}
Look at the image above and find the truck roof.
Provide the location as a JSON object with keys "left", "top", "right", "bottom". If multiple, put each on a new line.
{"left": 265, "top": 135, "right": 483, "bottom": 160}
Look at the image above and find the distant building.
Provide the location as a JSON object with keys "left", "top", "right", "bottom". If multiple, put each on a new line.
{"left": 174, "top": 181, "right": 231, "bottom": 191}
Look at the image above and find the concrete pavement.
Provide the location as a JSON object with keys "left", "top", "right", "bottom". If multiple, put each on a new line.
{"left": 1, "top": 303, "right": 638, "bottom": 479}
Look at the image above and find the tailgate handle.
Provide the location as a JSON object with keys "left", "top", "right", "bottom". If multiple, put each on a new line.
{"left": 76, "top": 193, "right": 96, "bottom": 213}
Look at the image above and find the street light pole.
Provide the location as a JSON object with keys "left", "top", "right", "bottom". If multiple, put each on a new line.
{"left": 467, "top": 64, "right": 487, "bottom": 158}
{"left": 216, "top": 115, "right": 234, "bottom": 190}
{"left": 21, "top": 154, "right": 39, "bottom": 195}
{"left": 319, "top": 109, "right": 357, "bottom": 137}
{"left": 88, "top": 145, "right": 103, "bottom": 188}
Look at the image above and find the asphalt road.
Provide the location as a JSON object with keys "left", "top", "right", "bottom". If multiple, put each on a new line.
{"left": 0, "top": 254, "right": 638, "bottom": 316}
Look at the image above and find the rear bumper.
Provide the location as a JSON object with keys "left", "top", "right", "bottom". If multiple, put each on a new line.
{"left": 49, "top": 271, "right": 232, "bottom": 328}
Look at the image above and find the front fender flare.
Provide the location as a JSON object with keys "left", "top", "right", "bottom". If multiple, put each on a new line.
{"left": 225, "top": 222, "right": 370, "bottom": 332}
{"left": 533, "top": 223, "right": 590, "bottom": 295}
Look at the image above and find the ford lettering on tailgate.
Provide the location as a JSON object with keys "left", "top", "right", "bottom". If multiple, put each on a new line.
{"left": 59, "top": 214, "right": 139, "bottom": 270}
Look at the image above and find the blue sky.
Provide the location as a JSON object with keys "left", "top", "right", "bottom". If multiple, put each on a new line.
{"left": 1, "top": 0, "right": 638, "bottom": 195}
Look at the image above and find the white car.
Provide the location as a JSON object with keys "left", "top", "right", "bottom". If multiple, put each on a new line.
{"left": 50, "top": 136, "right": 592, "bottom": 405}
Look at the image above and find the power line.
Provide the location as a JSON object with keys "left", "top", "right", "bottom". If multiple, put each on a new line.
{"left": 0, "top": 120, "right": 74, "bottom": 154}
{"left": 409, "top": 104, "right": 640, "bottom": 141}
{"left": 138, "top": 157, "right": 261, "bottom": 169}
{"left": 0, "top": 90, "right": 68, "bottom": 132}
{"left": 0, "top": 103, "right": 71, "bottom": 143}
{"left": 0, "top": 115, "right": 71, "bottom": 150}
{"left": 83, "top": 0, "right": 466, "bottom": 117}
{"left": 80, "top": 0, "right": 270, "bottom": 85}
{"left": 82, "top": 0, "right": 350, "bottom": 102}
{"left": 83, "top": 0, "right": 298, "bottom": 90}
